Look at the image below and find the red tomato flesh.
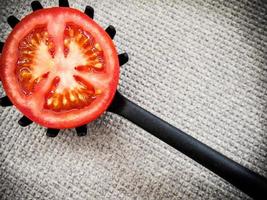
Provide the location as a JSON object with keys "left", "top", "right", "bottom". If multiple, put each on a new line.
{"left": 1, "top": 7, "right": 119, "bottom": 128}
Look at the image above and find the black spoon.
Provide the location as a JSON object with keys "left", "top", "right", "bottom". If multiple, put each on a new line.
{"left": 0, "top": 0, "right": 266, "bottom": 199}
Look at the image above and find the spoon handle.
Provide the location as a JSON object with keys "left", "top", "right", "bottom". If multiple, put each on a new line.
{"left": 108, "top": 91, "right": 267, "bottom": 199}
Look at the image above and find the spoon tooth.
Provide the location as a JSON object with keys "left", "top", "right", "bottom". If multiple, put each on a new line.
{"left": 0, "top": 96, "right": 13, "bottom": 107}
{"left": 31, "top": 1, "right": 43, "bottom": 11}
{"left": 7, "top": 15, "right": 20, "bottom": 29}
{"left": 118, "top": 53, "right": 129, "bottom": 66}
{"left": 84, "top": 6, "right": 94, "bottom": 19}
{"left": 59, "top": 0, "right": 69, "bottom": 7}
{"left": 0, "top": 41, "right": 4, "bottom": 53}
{"left": 105, "top": 25, "right": 116, "bottom": 40}
{"left": 75, "top": 124, "right": 88, "bottom": 137}
{"left": 46, "top": 128, "right": 60, "bottom": 137}
{"left": 18, "top": 116, "right": 33, "bottom": 127}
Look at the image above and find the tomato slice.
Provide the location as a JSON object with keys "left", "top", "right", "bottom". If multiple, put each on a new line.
{"left": 0, "top": 7, "right": 119, "bottom": 128}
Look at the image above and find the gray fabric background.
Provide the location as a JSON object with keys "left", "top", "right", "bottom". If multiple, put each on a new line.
{"left": 0, "top": 0, "right": 266, "bottom": 199}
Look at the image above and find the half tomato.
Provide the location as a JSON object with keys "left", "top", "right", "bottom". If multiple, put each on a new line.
{"left": 0, "top": 7, "right": 119, "bottom": 128}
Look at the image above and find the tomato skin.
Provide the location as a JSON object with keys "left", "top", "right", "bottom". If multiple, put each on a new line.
{"left": 1, "top": 7, "right": 119, "bottom": 128}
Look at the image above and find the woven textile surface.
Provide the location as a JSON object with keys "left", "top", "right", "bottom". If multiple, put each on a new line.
{"left": 0, "top": 0, "right": 266, "bottom": 199}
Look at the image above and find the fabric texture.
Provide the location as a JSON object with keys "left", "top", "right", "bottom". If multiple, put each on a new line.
{"left": 0, "top": 0, "right": 266, "bottom": 199}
